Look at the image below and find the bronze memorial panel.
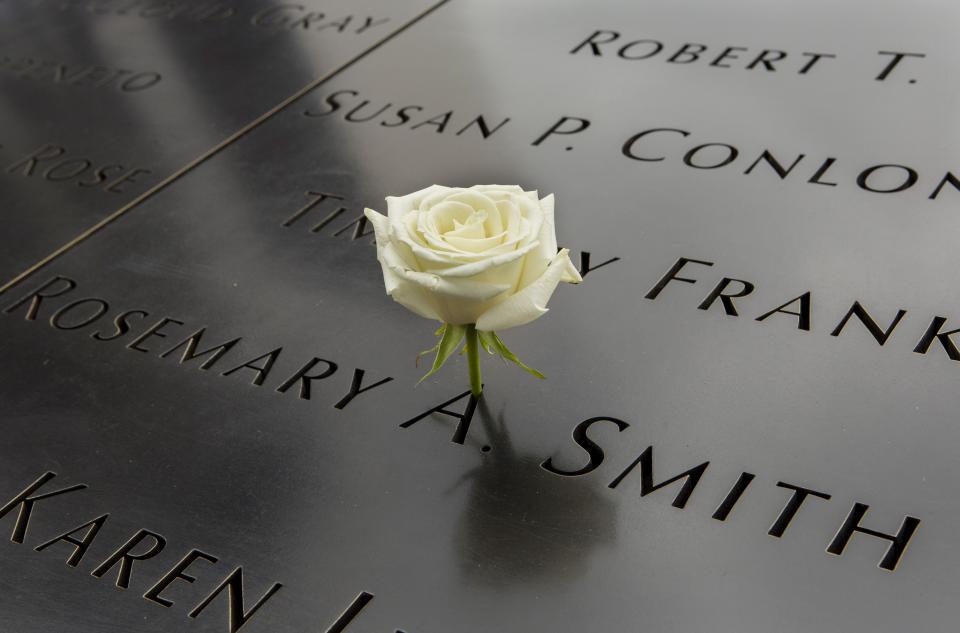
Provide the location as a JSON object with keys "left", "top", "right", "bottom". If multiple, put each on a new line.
{"left": 0, "top": 0, "right": 957, "bottom": 631}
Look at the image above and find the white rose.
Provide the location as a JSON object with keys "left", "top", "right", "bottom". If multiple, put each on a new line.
{"left": 364, "top": 184, "right": 582, "bottom": 331}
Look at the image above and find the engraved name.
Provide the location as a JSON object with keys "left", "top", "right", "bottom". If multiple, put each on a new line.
{"left": 304, "top": 89, "right": 513, "bottom": 139}
{"left": 53, "top": 1, "right": 391, "bottom": 35}
{"left": 5, "top": 143, "right": 153, "bottom": 194}
{"left": 305, "top": 89, "right": 959, "bottom": 202}
{"left": 0, "top": 55, "right": 162, "bottom": 92}
{"left": 402, "top": 390, "right": 921, "bottom": 573}
{"left": 647, "top": 256, "right": 960, "bottom": 363}
{"left": 2, "top": 275, "right": 394, "bottom": 413}
{"left": 571, "top": 30, "right": 838, "bottom": 76}
{"left": 0, "top": 471, "right": 281, "bottom": 632}
{"left": 570, "top": 30, "right": 928, "bottom": 85}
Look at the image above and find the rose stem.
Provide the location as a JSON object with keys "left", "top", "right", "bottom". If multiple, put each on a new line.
{"left": 465, "top": 324, "right": 482, "bottom": 397}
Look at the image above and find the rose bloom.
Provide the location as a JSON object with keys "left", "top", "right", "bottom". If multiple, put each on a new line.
{"left": 364, "top": 185, "right": 581, "bottom": 331}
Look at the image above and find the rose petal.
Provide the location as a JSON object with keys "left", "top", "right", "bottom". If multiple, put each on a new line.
{"left": 365, "top": 208, "right": 442, "bottom": 320}
{"left": 469, "top": 184, "right": 525, "bottom": 195}
{"left": 419, "top": 186, "right": 460, "bottom": 211}
{"left": 514, "top": 194, "right": 543, "bottom": 247}
{"left": 444, "top": 191, "right": 499, "bottom": 223}
{"left": 425, "top": 239, "right": 539, "bottom": 278}
{"left": 364, "top": 209, "right": 401, "bottom": 291}
{"left": 482, "top": 202, "right": 503, "bottom": 235}
{"left": 446, "top": 213, "right": 486, "bottom": 240}
{"left": 381, "top": 244, "right": 510, "bottom": 302}
{"left": 499, "top": 199, "right": 522, "bottom": 239}
{"left": 476, "top": 248, "right": 577, "bottom": 332}
{"left": 402, "top": 211, "right": 428, "bottom": 248}
{"left": 397, "top": 223, "right": 509, "bottom": 265}
{"left": 389, "top": 280, "right": 443, "bottom": 321}
{"left": 516, "top": 194, "right": 557, "bottom": 289}
{"left": 386, "top": 185, "right": 444, "bottom": 222}
{"left": 444, "top": 232, "right": 506, "bottom": 253}
{"left": 536, "top": 194, "right": 558, "bottom": 255}
{"left": 429, "top": 200, "right": 475, "bottom": 233}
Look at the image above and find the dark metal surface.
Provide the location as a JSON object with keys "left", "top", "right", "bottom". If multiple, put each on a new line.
{"left": 0, "top": 0, "right": 436, "bottom": 281}
{"left": 1, "top": 1, "right": 958, "bottom": 632}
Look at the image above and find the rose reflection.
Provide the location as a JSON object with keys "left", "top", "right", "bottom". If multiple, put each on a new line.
{"left": 449, "top": 399, "right": 617, "bottom": 587}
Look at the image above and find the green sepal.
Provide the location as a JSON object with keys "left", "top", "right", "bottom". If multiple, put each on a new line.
{"left": 416, "top": 324, "right": 446, "bottom": 366}
{"left": 477, "top": 330, "right": 496, "bottom": 355}
{"left": 418, "top": 323, "right": 467, "bottom": 383}
{"left": 415, "top": 341, "right": 440, "bottom": 367}
{"left": 487, "top": 331, "right": 546, "bottom": 379}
